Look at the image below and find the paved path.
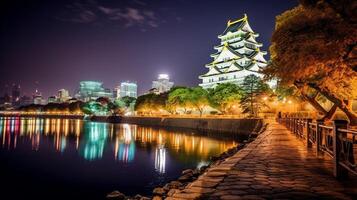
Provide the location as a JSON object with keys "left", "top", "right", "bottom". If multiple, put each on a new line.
{"left": 166, "top": 122, "right": 357, "bottom": 200}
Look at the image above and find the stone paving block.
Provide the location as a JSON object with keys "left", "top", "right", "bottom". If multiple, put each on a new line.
{"left": 220, "top": 195, "right": 243, "bottom": 200}
{"left": 182, "top": 186, "right": 215, "bottom": 194}
{"left": 190, "top": 180, "right": 219, "bottom": 188}
{"left": 240, "top": 195, "right": 266, "bottom": 200}
{"left": 172, "top": 192, "right": 201, "bottom": 199}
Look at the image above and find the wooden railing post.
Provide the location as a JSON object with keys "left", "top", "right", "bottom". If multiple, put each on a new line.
{"left": 287, "top": 118, "right": 290, "bottom": 129}
{"left": 332, "top": 120, "right": 348, "bottom": 179}
{"left": 306, "top": 118, "right": 312, "bottom": 148}
{"left": 315, "top": 119, "right": 324, "bottom": 153}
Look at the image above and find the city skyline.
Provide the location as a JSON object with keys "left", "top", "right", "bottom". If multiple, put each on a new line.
{"left": 0, "top": 0, "right": 297, "bottom": 97}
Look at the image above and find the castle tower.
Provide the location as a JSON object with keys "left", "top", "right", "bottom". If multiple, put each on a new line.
{"left": 199, "top": 14, "right": 267, "bottom": 89}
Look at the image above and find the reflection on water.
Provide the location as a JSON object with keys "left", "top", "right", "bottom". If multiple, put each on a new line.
{"left": 0, "top": 117, "right": 238, "bottom": 198}
{"left": 155, "top": 145, "right": 166, "bottom": 173}
{"left": 81, "top": 122, "right": 108, "bottom": 160}
{"left": 0, "top": 117, "right": 237, "bottom": 164}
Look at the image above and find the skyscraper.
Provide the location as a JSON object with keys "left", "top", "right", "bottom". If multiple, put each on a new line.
{"left": 58, "top": 89, "right": 70, "bottom": 102}
{"left": 199, "top": 14, "right": 267, "bottom": 89}
{"left": 11, "top": 84, "right": 21, "bottom": 105}
{"left": 120, "top": 81, "right": 137, "bottom": 98}
{"left": 113, "top": 85, "right": 121, "bottom": 99}
{"left": 33, "top": 89, "right": 46, "bottom": 105}
{"left": 151, "top": 74, "right": 174, "bottom": 94}
{"left": 75, "top": 81, "right": 113, "bottom": 102}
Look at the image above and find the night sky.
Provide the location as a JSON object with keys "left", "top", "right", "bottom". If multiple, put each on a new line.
{"left": 0, "top": 0, "right": 298, "bottom": 97}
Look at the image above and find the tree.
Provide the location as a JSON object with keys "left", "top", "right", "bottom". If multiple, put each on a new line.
{"left": 167, "top": 87, "right": 191, "bottom": 113}
{"left": 96, "top": 97, "right": 110, "bottom": 105}
{"left": 187, "top": 87, "right": 209, "bottom": 116}
{"left": 264, "top": 0, "right": 357, "bottom": 124}
{"left": 81, "top": 101, "right": 107, "bottom": 115}
{"left": 112, "top": 99, "right": 126, "bottom": 114}
{"left": 208, "top": 83, "right": 244, "bottom": 114}
{"left": 120, "top": 96, "right": 136, "bottom": 107}
{"left": 69, "top": 101, "right": 84, "bottom": 113}
{"left": 134, "top": 93, "right": 165, "bottom": 114}
{"left": 240, "top": 75, "right": 270, "bottom": 117}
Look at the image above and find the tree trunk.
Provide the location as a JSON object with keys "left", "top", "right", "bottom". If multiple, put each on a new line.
{"left": 294, "top": 82, "right": 328, "bottom": 116}
{"left": 300, "top": 91, "right": 328, "bottom": 115}
{"left": 198, "top": 107, "right": 203, "bottom": 117}
{"left": 308, "top": 83, "right": 357, "bottom": 125}
{"left": 322, "top": 104, "right": 338, "bottom": 121}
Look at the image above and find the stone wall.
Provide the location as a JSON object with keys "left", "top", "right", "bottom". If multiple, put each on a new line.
{"left": 120, "top": 117, "right": 263, "bottom": 135}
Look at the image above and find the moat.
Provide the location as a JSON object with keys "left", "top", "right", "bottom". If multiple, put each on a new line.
{"left": 0, "top": 117, "right": 241, "bottom": 199}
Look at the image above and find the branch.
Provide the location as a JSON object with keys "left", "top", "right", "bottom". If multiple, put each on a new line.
{"left": 294, "top": 82, "right": 327, "bottom": 115}
{"left": 308, "top": 83, "right": 357, "bottom": 125}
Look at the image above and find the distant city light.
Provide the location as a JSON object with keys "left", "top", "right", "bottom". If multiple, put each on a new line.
{"left": 158, "top": 74, "right": 169, "bottom": 80}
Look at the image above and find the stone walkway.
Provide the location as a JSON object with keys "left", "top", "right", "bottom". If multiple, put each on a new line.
{"left": 165, "top": 122, "right": 357, "bottom": 200}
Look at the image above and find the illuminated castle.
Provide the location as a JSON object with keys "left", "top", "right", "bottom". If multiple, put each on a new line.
{"left": 199, "top": 14, "right": 267, "bottom": 89}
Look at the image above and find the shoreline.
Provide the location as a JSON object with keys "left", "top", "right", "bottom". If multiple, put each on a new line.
{"left": 0, "top": 113, "right": 263, "bottom": 136}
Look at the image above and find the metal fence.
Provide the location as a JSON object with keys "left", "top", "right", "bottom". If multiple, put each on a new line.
{"left": 277, "top": 117, "right": 357, "bottom": 178}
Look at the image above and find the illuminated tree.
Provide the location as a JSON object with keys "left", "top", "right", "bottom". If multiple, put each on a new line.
{"left": 82, "top": 101, "right": 107, "bottom": 115}
{"left": 135, "top": 93, "right": 167, "bottom": 114}
{"left": 208, "top": 83, "right": 244, "bottom": 114}
{"left": 134, "top": 94, "right": 153, "bottom": 114}
{"left": 19, "top": 104, "right": 43, "bottom": 112}
{"left": 240, "top": 75, "right": 270, "bottom": 117}
{"left": 264, "top": 0, "right": 357, "bottom": 124}
{"left": 188, "top": 87, "right": 209, "bottom": 116}
{"left": 120, "top": 96, "right": 136, "bottom": 107}
{"left": 43, "top": 103, "right": 69, "bottom": 113}
{"left": 167, "top": 87, "right": 191, "bottom": 114}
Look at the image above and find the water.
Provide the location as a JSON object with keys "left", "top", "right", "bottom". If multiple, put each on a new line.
{"left": 0, "top": 117, "right": 240, "bottom": 200}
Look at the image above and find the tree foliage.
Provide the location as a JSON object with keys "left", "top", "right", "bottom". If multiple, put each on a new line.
{"left": 134, "top": 93, "right": 168, "bottom": 114}
{"left": 82, "top": 100, "right": 107, "bottom": 115}
{"left": 208, "top": 83, "right": 244, "bottom": 114}
{"left": 188, "top": 87, "right": 209, "bottom": 116}
{"left": 264, "top": 0, "right": 357, "bottom": 124}
{"left": 120, "top": 96, "right": 136, "bottom": 107}
{"left": 240, "top": 75, "right": 270, "bottom": 117}
{"left": 167, "top": 87, "right": 191, "bottom": 113}
{"left": 19, "top": 101, "right": 85, "bottom": 113}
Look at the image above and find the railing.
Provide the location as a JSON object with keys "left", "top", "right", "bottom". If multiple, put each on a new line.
{"left": 277, "top": 117, "right": 357, "bottom": 178}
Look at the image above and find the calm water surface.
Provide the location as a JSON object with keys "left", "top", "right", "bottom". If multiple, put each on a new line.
{"left": 0, "top": 117, "right": 240, "bottom": 200}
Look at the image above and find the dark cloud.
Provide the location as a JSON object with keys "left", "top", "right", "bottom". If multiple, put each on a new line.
{"left": 57, "top": 0, "right": 160, "bottom": 28}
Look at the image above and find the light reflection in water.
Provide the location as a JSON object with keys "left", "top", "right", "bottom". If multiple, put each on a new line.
{"left": 114, "top": 124, "right": 135, "bottom": 162}
{"left": 155, "top": 145, "right": 166, "bottom": 173}
{"left": 0, "top": 117, "right": 238, "bottom": 170}
{"left": 81, "top": 122, "right": 108, "bottom": 161}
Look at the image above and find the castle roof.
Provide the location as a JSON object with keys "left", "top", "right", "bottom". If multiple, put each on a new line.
{"left": 219, "top": 14, "right": 253, "bottom": 37}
